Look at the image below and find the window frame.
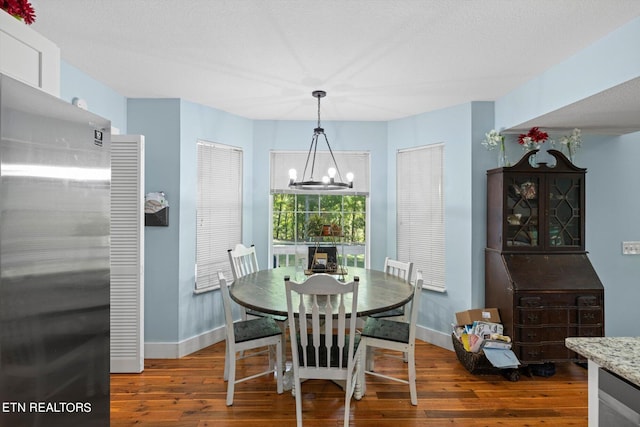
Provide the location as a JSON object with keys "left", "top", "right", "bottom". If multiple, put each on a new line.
{"left": 269, "top": 150, "right": 370, "bottom": 269}
{"left": 270, "top": 193, "right": 369, "bottom": 269}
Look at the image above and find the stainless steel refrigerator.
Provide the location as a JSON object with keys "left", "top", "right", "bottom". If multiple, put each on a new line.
{"left": 0, "top": 74, "right": 110, "bottom": 426}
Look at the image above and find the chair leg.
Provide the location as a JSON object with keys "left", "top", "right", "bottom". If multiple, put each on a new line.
{"left": 294, "top": 377, "right": 303, "bottom": 427}
{"left": 223, "top": 340, "right": 230, "bottom": 381}
{"left": 275, "top": 340, "right": 283, "bottom": 395}
{"left": 355, "top": 346, "right": 365, "bottom": 399}
{"left": 267, "top": 343, "right": 275, "bottom": 371}
{"left": 343, "top": 389, "right": 351, "bottom": 427}
{"left": 278, "top": 321, "right": 287, "bottom": 373}
{"left": 365, "top": 346, "right": 375, "bottom": 371}
{"left": 226, "top": 351, "right": 236, "bottom": 406}
{"left": 408, "top": 348, "right": 417, "bottom": 406}
{"left": 239, "top": 310, "right": 247, "bottom": 358}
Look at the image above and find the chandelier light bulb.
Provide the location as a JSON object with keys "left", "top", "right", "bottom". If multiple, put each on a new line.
{"left": 328, "top": 167, "right": 337, "bottom": 178}
{"left": 289, "top": 168, "right": 297, "bottom": 180}
{"left": 322, "top": 175, "right": 330, "bottom": 184}
{"left": 346, "top": 172, "right": 354, "bottom": 183}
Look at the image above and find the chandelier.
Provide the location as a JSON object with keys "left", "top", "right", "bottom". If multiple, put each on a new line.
{"left": 288, "top": 90, "right": 354, "bottom": 190}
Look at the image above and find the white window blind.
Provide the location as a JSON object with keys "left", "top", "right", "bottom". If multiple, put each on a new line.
{"left": 196, "top": 140, "right": 242, "bottom": 292}
{"left": 270, "top": 151, "right": 370, "bottom": 195}
{"left": 397, "top": 143, "right": 445, "bottom": 291}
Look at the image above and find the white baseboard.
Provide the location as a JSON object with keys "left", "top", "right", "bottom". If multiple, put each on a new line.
{"left": 416, "top": 325, "right": 454, "bottom": 351}
{"left": 144, "top": 326, "right": 226, "bottom": 359}
{"left": 144, "top": 325, "right": 453, "bottom": 360}
{"left": 111, "top": 358, "right": 144, "bottom": 373}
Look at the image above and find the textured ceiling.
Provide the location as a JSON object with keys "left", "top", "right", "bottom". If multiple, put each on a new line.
{"left": 29, "top": 0, "right": 640, "bottom": 129}
{"left": 512, "top": 77, "right": 640, "bottom": 135}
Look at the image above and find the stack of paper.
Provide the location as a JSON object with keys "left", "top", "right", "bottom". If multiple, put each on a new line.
{"left": 483, "top": 348, "right": 520, "bottom": 369}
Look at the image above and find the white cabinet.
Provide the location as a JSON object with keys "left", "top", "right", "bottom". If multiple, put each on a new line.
{"left": 0, "top": 10, "right": 60, "bottom": 96}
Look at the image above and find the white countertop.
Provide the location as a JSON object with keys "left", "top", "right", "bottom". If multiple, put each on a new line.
{"left": 565, "top": 337, "right": 640, "bottom": 387}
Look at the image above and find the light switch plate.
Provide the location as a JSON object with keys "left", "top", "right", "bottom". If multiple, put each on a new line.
{"left": 622, "top": 241, "right": 640, "bottom": 255}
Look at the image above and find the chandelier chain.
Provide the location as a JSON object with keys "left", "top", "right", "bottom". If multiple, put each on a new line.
{"left": 317, "top": 93, "right": 321, "bottom": 130}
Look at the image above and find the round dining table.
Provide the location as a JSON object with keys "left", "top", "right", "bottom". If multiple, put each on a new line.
{"left": 228, "top": 266, "right": 414, "bottom": 318}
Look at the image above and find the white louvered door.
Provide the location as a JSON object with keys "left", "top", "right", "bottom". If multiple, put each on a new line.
{"left": 110, "top": 134, "right": 145, "bottom": 373}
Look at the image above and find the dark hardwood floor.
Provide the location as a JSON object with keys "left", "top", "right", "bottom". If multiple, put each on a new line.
{"left": 110, "top": 339, "right": 589, "bottom": 426}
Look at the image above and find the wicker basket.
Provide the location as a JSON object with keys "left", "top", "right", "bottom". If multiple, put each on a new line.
{"left": 451, "top": 333, "right": 521, "bottom": 381}
{"left": 451, "top": 333, "right": 500, "bottom": 375}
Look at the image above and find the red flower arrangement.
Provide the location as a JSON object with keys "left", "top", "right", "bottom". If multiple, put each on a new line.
{"left": 517, "top": 126, "right": 548, "bottom": 150}
{"left": 1, "top": 0, "right": 36, "bottom": 25}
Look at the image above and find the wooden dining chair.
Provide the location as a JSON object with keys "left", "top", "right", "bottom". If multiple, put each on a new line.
{"left": 284, "top": 273, "right": 363, "bottom": 427}
{"left": 228, "top": 243, "right": 289, "bottom": 369}
{"left": 360, "top": 270, "right": 423, "bottom": 405}
{"left": 218, "top": 271, "right": 283, "bottom": 406}
{"left": 370, "top": 257, "right": 413, "bottom": 322}
{"left": 227, "top": 243, "right": 259, "bottom": 280}
{"left": 227, "top": 243, "right": 287, "bottom": 320}
{"left": 366, "top": 257, "right": 413, "bottom": 364}
{"left": 228, "top": 243, "right": 258, "bottom": 321}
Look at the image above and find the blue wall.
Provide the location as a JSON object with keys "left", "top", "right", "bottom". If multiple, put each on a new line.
{"left": 177, "top": 100, "right": 254, "bottom": 343}
{"left": 386, "top": 102, "right": 496, "bottom": 334}
{"left": 579, "top": 133, "right": 640, "bottom": 336}
{"left": 59, "top": 16, "right": 640, "bottom": 348}
{"left": 127, "top": 99, "right": 182, "bottom": 343}
{"left": 125, "top": 98, "right": 254, "bottom": 345}
{"left": 59, "top": 61, "right": 127, "bottom": 132}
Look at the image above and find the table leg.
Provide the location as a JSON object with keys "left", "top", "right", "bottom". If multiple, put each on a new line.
{"left": 354, "top": 348, "right": 364, "bottom": 400}
{"left": 282, "top": 362, "right": 294, "bottom": 391}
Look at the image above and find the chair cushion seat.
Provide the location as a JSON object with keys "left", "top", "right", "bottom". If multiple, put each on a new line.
{"left": 361, "top": 317, "right": 410, "bottom": 344}
{"left": 234, "top": 316, "right": 282, "bottom": 343}
{"left": 370, "top": 307, "right": 405, "bottom": 318}
{"left": 297, "top": 334, "right": 361, "bottom": 368}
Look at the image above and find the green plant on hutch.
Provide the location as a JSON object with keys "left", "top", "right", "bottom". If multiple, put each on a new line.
{"left": 305, "top": 213, "right": 342, "bottom": 240}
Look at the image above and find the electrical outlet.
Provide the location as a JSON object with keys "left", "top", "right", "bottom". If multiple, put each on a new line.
{"left": 622, "top": 241, "right": 640, "bottom": 255}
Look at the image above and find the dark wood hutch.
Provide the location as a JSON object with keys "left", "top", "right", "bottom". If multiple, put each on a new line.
{"left": 485, "top": 149, "right": 604, "bottom": 365}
